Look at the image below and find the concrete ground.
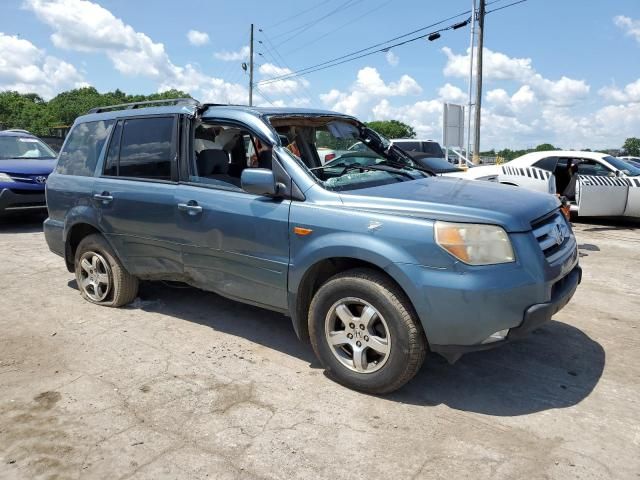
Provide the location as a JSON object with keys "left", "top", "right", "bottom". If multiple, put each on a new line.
{"left": 0, "top": 212, "right": 639, "bottom": 480}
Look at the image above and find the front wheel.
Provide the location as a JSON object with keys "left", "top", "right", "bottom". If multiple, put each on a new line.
{"left": 309, "top": 268, "right": 427, "bottom": 394}
{"left": 74, "top": 234, "right": 139, "bottom": 307}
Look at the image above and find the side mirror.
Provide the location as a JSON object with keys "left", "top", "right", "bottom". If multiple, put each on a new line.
{"left": 241, "top": 168, "right": 278, "bottom": 196}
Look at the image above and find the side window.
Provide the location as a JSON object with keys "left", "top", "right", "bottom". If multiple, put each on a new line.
{"left": 103, "top": 120, "right": 123, "bottom": 176}
{"left": 118, "top": 117, "right": 175, "bottom": 180}
{"left": 533, "top": 156, "right": 558, "bottom": 172}
{"left": 577, "top": 159, "right": 612, "bottom": 177}
{"left": 190, "top": 123, "right": 264, "bottom": 190}
{"left": 56, "top": 120, "right": 114, "bottom": 176}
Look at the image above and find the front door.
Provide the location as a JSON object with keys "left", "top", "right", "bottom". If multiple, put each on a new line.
{"left": 175, "top": 184, "right": 291, "bottom": 310}
{"left": 176, "top": 121, "right": 291, "bottom": 310}
{"left": 576, "top": 159, "right": 628, "bottom": 216}
{"left": 93, "top": 115, "right": 183, "bottom": 277}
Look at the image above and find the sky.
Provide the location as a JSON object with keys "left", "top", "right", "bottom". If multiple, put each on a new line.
{"left": 1, "top": 0, "right": 639, "bottom": 150}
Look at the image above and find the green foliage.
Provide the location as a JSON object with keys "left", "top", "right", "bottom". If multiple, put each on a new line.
{"left": 623, "top": 137, "right": 640, "bottom": 156}
{"left": 365, "top": 120, "right": 416, "bottom": 139}
{"left": 534, "top": 143, "right": 556, "bottom": 151}
{"left": 0, "top": 87, "right": 191, "bottom": 136}
{"left": 0, "top": 91, "right": 55, "bottom": 136}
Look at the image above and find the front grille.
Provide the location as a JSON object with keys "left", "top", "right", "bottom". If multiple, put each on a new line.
{"left": 531, "top": 210, "right": 575, "bottom": 264}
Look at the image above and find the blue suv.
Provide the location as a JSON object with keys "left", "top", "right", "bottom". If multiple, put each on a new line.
{"left": 44, "top": 99, "right": 581, "bottom": 393}
{"left": 0, "top": 129, "right": 57, "bottom": 214}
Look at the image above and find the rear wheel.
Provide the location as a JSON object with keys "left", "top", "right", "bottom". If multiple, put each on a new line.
{"left": 74, "top": 234, "right": 138, "bottom": 307}
{"left": 309, "top": 268, "right": 427, "bottom": 394}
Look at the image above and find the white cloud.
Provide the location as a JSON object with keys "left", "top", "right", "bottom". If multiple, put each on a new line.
{"left": 23, "top": 0, "right": 249, "bottom": 103}
{"left": 438, "top": 83, "right": 466, "bottom": 103}
{"left": 614, "top": 15, "right": 640, "bottom": 44}
{"left": 442, "top": 46, "right": 589, "bottom": 106}
{"left": 187, "top": 29, "right": 209, "bottom": 46}
{"left": 0, "top": 32, "right": 86, "bottom": 98}
{"left": 213, "top": 46, "right": 249, "bottom": 61}
{"left": 385, "top": 51, "right": 399, "bottom": 67}
{"left": 319, "top": 67, "right": 421, "bottom": 117}
{"left": 599, "top": 78, "right": 640, "bottom": 103}
{"left": 257, "top": 63, "right": 310, "bottom": 96}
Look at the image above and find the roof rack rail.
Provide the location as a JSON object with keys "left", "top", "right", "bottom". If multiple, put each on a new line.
{"left": 3, "top": 128, "right": 32, "bottom": 134}
{"left": 87, "top": 98, "right": 200, "bottom": 114}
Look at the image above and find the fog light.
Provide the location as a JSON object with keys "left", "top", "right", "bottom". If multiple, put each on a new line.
{"left": 481, "top": 329, "right": 509, "bottom": 344}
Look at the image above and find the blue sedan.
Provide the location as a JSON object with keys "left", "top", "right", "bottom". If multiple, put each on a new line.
{"left": 0, "top": 130, "right": 57, "bottom": 215}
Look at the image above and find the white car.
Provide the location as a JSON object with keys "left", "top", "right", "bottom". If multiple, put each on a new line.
{"left": 497, "top": 151, "right": 640, "bottom": 218}
{"left": 445, "top": 162, "right": 556, "bottom": 195}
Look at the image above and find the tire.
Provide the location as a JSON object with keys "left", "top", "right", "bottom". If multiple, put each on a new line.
{"left": 74, "top": 233, "right": 139, "bottom": 307}
{"left": 309, "top": 268, "right": 427, "bottom": 394}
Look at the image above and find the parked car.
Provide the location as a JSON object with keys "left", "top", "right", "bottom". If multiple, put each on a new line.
{"left": 497, "top": 151, "right": 640, "bottom": 218}
{"left": 446, "top": 161, "right": 556, "bottom": 194}
{"left": 0, "top": 129, "right": 57, "bottom": 215}
{"left": 619, "top": 156, "right": 640, "bottom": 168}
{"left": 44, "top": 99, "right": 581, "bottom": 394}
{"left": 323, "top": 151, "right": 464, "bottom": 175}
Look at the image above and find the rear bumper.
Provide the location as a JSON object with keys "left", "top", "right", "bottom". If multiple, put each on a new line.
{"left": 431, "top": 265, "right": 582, "bottom": 362}
{"left": 43, "top": 217, "right": 65, "bottom": 258}
{"left": 0, "top": 188, "right": 46, "bottom": 213}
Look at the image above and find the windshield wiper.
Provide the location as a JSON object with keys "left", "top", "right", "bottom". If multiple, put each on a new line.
{"left": 377, "top": 159, "right": 435, "bottom": 176}
{"left": 335, "top": 163, "right": 418, "bottom": 179}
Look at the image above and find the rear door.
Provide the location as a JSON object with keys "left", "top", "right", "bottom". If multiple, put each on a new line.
{"left": 93, "top": 115, "right": 183, "bottom": 277}
{"left": 576, "top": 159, "right": 628, "bottom": 216}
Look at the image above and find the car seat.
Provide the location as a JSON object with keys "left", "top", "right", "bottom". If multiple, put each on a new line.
{"left": 197, "top": 149, "right": 241, "bottom": 187}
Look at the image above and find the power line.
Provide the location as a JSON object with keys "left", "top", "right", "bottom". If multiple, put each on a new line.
{"left": 271, "top": 0, "right": 363, "bottom": 47}
{"left": 262, "top": 1, "right": 337, "bottom": 30}
{"left": 258, "top": 8, "right": 473, "bottom": 85}
{"left": 486, "top": 0, "right": 527, "bottom": 13}
{"left": 280, "top": 0, "right": 395, "bottom": 57}
{"left": 257, "top": 28, "right": 316, "bottom": 101}
{"left": 257, "top": 0, "right": 526, "bottom": 86}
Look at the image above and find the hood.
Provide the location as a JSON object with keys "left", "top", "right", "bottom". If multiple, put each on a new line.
{"left": 0, "top": 159, "right": 57, "bottom": 175}
{"left": 338, "top": 176, "right": 559, "bottom": 232}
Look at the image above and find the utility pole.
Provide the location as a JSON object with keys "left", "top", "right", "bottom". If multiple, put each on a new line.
{"left": 473, "top": 0, "right": 485, "bottom": 164}
{"left": 466, "top": 0, "right": 477, "bottom": 166}
{"left": 249, "top": 23, "right": 254, "bottom": 106}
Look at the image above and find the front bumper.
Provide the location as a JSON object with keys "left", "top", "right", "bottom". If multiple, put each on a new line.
{"left": 0, "top": 188, "right": 46, "bottom": 213}
{"left": 431, "top": 265, "right": 582, "bottom": 363}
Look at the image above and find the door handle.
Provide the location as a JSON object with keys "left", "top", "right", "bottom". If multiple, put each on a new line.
{"left": 93, "top": 192, "right": 113, "bottom": 203}
{"left": 177, "top": 201, "right": 203, "bottom": 215}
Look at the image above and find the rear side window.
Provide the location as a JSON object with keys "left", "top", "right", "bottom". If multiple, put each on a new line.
{"left": 56, "top": 120, "right": 114, "bottom": 176}
{"left": 533, "top": 156, "right": 558, "bottom": 172}
{"left": 105, "top": 117, "right": 176, "bottom": 181}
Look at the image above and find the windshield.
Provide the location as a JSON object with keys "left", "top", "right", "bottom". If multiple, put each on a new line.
{"left": 606, "top": 156, "right": 640, "bottom": 176}
{"left": 0, "top": 136, "right": 56, "bottom": 160}
{"left": 268, "top": 117, "right": 427, "bottom": 192}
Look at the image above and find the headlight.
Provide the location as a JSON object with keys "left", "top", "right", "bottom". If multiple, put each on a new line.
{"left": 434, "top": 221, "right": 515, "bottom": 265}
{"left": 0, "top": 172, "right": 13, "bottom": 182}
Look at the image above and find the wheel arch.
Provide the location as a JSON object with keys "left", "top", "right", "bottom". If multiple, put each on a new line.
{"left": 64, "top": 221, "right": 102, "bottom": 272}
{"left": 289, "top": 256, "right": 418, "bottom": 344}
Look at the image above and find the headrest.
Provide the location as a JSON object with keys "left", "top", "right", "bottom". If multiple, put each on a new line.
{"left": 213, "top": 129, "right": 240, "bottom": 150}
{"left": 197, "top": 149, "right": 229, "bottom": 175}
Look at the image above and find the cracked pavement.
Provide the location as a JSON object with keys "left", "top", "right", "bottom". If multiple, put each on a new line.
{"left": 1, "top": 213, "right": 639, "bottom": 479}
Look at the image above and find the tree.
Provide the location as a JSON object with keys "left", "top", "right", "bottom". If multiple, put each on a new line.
{"left": 0, "top": 91, "right": 54, "bottom": 136}
{"left": 535, "top": 143, "right": 556, "bottom": 151}
{"left": 0, "top": 87, "right": 192, "bottom": 135}
{"left": 365, "top": 120, "right": 416, "bottom": 139}
{"left": 623, "top": 137, "right": 640, "bottom": 156}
